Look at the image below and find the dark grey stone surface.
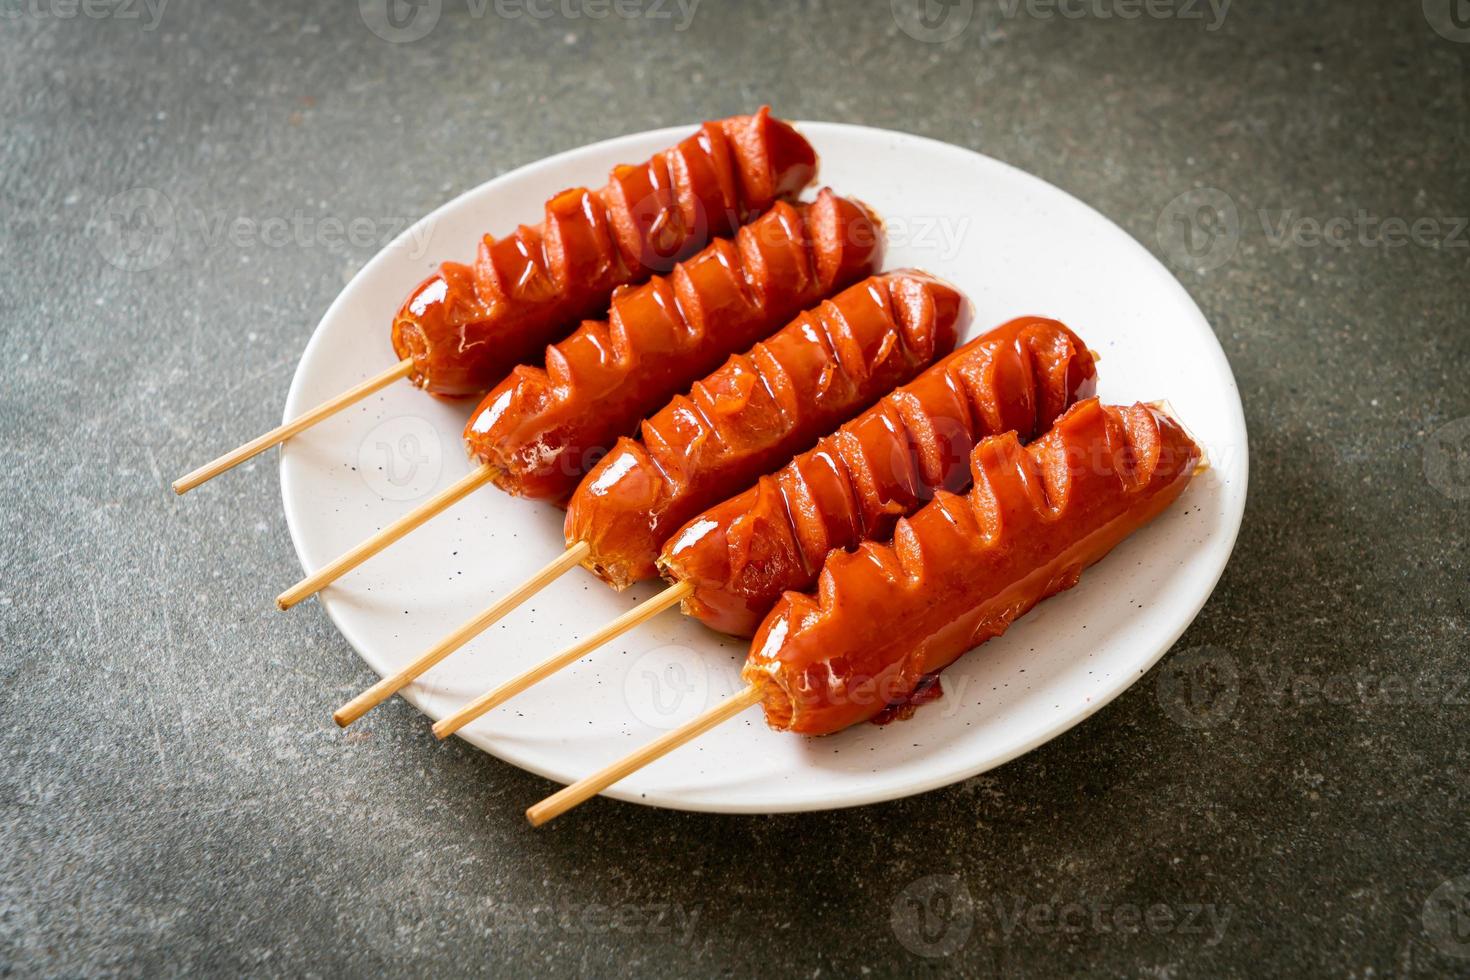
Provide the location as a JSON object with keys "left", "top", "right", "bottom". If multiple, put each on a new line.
{"left": 2, "top": 0, "right": 1467, "bottom": 975}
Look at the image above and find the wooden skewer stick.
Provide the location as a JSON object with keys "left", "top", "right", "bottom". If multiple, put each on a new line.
{"left": 173, "top": 358, "right": 414, "bottom": 495}
{"left": 277, "top": 463, "right": 497, "bottom": 610}
{"left": 526, "top": 684, "right": 764, "bottom": 826}
{"left": 332, "top": 541, "right": 592, "bottom": 727}
{"left": 432, "top": 580, "right": 695, "bottom": 740}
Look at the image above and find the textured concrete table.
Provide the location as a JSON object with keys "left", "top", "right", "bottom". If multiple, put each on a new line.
{"left": 3, "top": 0, "right": 1467, "bottom": 975}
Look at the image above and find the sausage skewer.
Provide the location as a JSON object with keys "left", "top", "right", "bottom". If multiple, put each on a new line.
{"left": 525, "top": 398, "right": 1204, "bottom": 824}
{"left": 277, "top": 189, "right": 882, "bottom": 609}
{"left": 173, "top": 108, "right": 818, "bottom": 494}
{"left": 172, "top": 359, "right": 414, "bottom": 494}
{"left": 333, "top": 270, "right": 964, "bottom": 726}
{"left": 430, "top": 316, "right": 1098, "bottom": 739}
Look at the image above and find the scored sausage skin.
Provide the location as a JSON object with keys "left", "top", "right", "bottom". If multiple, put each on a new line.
{"left": 744, "top": 399, "right": 1202, "bottom": 736}
{"left": 565, "top": 271, "right": 968, "bottom": 589}
{"left": 392, "top": 107, "right": 819, "bottom": 397}
{"left": 657, "top": 316, "right": 1098, "bottom": 637}
{"left": 463, "top": 188, "right": 884, "bottom": 501}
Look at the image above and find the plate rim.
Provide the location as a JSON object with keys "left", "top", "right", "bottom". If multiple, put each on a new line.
{"left": 280, "top": 119, "right": 1250, "bottom": 814}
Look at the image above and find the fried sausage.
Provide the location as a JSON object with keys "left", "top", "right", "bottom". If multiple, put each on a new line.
{"left": 392, "top": 107, "right": 819, "bottom": 397}
{"left": 464, "top": 188, "right": 883, "bottom": 501}
{"left": 742, "top": 398, "right": 1202, "bottom": 735}
{"left": 657, "top": 316, "right": 1098, "bottom": 636}
{"left": 565, "top": 271, "right": 968, "bottom": 589}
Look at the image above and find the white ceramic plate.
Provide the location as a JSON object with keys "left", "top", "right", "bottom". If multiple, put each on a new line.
{"left": 280, "top": 122, "right": 1248, "bottom": 814}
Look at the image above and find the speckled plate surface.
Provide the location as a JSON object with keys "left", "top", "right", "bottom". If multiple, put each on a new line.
{"left": 279, "top": 122, "right": 1248, "bottom": 815}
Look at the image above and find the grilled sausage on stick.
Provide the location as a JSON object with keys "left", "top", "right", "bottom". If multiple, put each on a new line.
{"left": 527, "top": 398, "right": 1204, "bottom": 824}
{"left": 174, "top": 107, "right": 817, "bottom": 493}
{"left": 335, "top": 271, "right": 961, "bottom": 727}
{"left": 462, "top": 189, "right": 884, "bottom": 501}
{"left": 279, "top": 189, "right": 880, "bottom": 609}
{"left": 652, "top": 315, "right": 1097, "bottom": 634}
{"left": 430, "top": 316, "right": 1096, "bottom": 739}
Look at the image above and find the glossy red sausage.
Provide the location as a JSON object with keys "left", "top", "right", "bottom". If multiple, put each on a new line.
{"left": 565, "top": 271, "right": 968, "bottom": 589}
{"left": 743, "top": 399, "right": 1202, "bottom": 735}
{"left": 657, "top": 316, "right": 1098, "bottom": 636}
{"left": 464, "top": 189, "right": 883, "bottom": 501}
{"left": 392, "top": 108, "right": 818, "bottom": 397}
